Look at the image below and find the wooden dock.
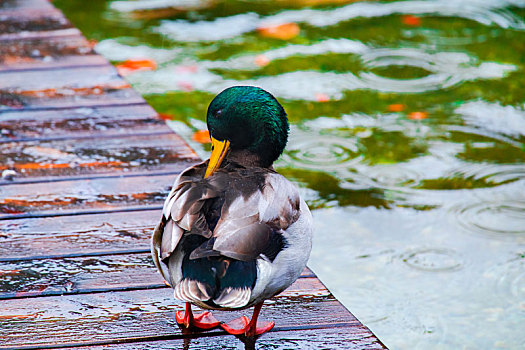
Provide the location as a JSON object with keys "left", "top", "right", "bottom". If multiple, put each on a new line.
{"left": 0, "top": 1, "right": 386, "bottom": 348}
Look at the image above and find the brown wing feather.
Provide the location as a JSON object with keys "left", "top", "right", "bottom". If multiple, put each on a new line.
{"left": 152, "top": 161, "right": 301, "bottom": 282}
{"left": 210, "top": 170, "right": 301, "bottom": 261}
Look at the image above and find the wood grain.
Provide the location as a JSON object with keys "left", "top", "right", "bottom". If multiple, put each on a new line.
{"left": 68, "top": 326, "right": 385, "bottom": 350}
{"left": 0, "top": 286, "right": 357, "bottom": 349}
{"left": 0, "top": 36, "right": 106, "bottom": 72}
{"left": 0, "top": 174, "right": 175, "bottom": 218}
{"left": 0, "top": 66, "right": 143, "bottom": 110}
{"left": 0, "top": 104, "right": 166, "bottom": 142}
{"left": 0, "top": 251, "right": 315, "bottom": 298}
{"left": 0, "top": 210, "right": 156, "bottom": 260}
{"left": 0, "top": 133, "right": 198, "bottom": 181}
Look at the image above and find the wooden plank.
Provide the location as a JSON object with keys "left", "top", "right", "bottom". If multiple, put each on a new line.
{"left": 67, "top": 326, "right": 385, "bottom": 350}
{"left": 0, "top": 104, "right": 167, "bottom": 142}
{"left": 0, "top": 1, "right": 77, "bottom": 42}
{"left": 0, "top": 66, "right": 143, "bottom": 110}
{"left": 0, "top": 285, "right": 355, "bottom": 349}
{"left": 0, "top": 251, "right": 314, "bottom": 298}
{"left": 0, "top": 0, "right": 54, "bottom": 12}
{"left": 0, "top": 9, "right": 72, "bottom": 36}
{"left": 0, "top": 35, "right": 106, "bottom": 72}
{"left": 0, "top": 253, "right": 159, "bottom": 298}
{"left": 0, "top": 133, "right": 198, "bottom": 182}
{"left": 0, "top": 210, "right": 155, "bottom": 260}
{"left": 0, "top": 174, "right": 175, "bottom": 218}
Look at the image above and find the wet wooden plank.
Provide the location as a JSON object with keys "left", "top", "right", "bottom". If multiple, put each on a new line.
{"left": 0, "top": 133, "right": 198, "bottom": 182}
{"left": 0, "top": 35, "right": 105, "bottom": 72}
{"left": 0, "top": 104, "right": 167, "bottom": 142}
{"left": 0, "top": 8, "right": 71, "bottom": 36}
{"left": 0, "top": 66, "right": 143, "bottom": 110}
{"left": 0, "top": 251, "right": 314, "bottom": 298}
{"left": 0, "top": 210, "right": 155, "bottom": 260}
{"left": 0, "top": 174, "right": 175, "bottom": 218}
{"left": 0, "top": 0, "right": 78, "bottom": 42}
{"left": 68, "top": 326, "right": 385, "bottom": 350}
{"left": 0, "top": 0, "right": 54, "bottom": 12}
{"left": 0, "top": 285, "right": 355, "bottom": 349}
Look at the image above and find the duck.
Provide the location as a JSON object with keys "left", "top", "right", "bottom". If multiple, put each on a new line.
{"left": 151, "top": 86, "right": 313, "bottom": 337}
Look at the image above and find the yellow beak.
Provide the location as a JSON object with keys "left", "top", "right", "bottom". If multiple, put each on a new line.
{"left": 204, "top": 136, "right": 230, "bottom": 178}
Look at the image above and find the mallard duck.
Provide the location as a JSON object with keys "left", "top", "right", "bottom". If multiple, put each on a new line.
{"left": 151, "top": 86, "right": 313, "bottom": 337}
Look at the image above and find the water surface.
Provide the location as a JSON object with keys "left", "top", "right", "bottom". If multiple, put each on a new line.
{"left": 55, "top": 0, "right": 525, "bottom": 348}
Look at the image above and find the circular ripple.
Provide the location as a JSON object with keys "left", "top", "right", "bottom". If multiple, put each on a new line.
{"left": 283, "top": 135, "right": 361, "bottom": 170}
{"left": 358, "top": 49, "right": 445, "bottom": 93}
{"left": 366, "top": 164, "right": 422, "bottom": 188}
{"left": 443, "top": 163, "right": 525, "bottom": 189}
{"left": 456, "top": 201, "right": 525, "bottom": 237}
{"left": 356, "top": 48, "right": 512, "bottom": 94}
{"left": 402, "top": 248, "right": 463, "bottom": 272}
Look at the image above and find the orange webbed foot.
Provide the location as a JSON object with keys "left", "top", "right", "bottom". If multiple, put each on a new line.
{"left": 176, "top": 303, "right": 220, "bottom": 330}
{"left": 221, "top": 316, "right": 275, "bottom": 337}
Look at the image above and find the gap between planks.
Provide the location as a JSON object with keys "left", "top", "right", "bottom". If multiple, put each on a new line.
{"left": 0, "top": 130, "right": 175, "bottom": 144}
{"left": 0, "top": 101, "right": 147, "bottom": 113}
{"left": 0, "top": 205, "right": 164, "bottom": 221}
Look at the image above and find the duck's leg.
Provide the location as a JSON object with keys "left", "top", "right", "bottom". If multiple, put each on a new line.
{"left": 221, "top": 302, "right": 275, "bottom": 337}
{"left": 176, "top": 302, "right": 220, "bottom": 330}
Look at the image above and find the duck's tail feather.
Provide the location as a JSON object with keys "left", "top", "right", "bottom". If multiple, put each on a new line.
{"left": 176, "top": 252, "right": 257, "bottom": 309}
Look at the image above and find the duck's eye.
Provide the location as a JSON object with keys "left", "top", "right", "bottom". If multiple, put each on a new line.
{"left": 214, "top": 109, "right": 223, "bottom": 118}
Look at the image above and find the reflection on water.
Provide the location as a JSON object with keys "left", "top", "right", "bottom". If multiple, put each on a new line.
{"left": 55, "top": 0, "right": 525, "bottom": 348}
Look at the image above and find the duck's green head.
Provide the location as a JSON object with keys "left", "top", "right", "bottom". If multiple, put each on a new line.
{"left": 205, "top": 86, "right": 288, "bottom": 177}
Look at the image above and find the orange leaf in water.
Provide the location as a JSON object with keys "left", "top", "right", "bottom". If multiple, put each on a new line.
{"left": 408, "top": 111, "right": 428, "bottom": 120}
{"left": 315, "top": 93, "right": 330, "bottom": 102}
{"left": 257, "top": 23, "right": 300, "bottom": 40}
{"left": 254, "top": 55, "right": 271, "bottom": 67}
{"left": 402, "top": 15, "right": 421, "bottom": 26}
{"left": 116, "top": 59, "right": 157, "bottom": 76}
{"left": 192, "top": 130, "right": 211, "bottom": 144}
{"left": 158, "top": 113, "right": 173, "bottom": 121}
{"left": 388, "top": 104, "right": 405, "bottom": 112}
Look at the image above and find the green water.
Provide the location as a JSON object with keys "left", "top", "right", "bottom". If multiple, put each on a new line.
{"left": 56, "top": 0, "right": 525, "bottom": 348}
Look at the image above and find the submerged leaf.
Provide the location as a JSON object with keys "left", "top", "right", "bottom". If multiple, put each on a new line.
{"left": 257, "top": 23, "right": 300, "bottom": 40}
{"left": 116, "top": 58, "right": 157, "bottom": 76}
{"left": 192, "top": 130, "right": 211, "bottom": 144}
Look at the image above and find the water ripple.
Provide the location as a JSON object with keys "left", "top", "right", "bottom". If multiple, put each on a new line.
{"left": 152, "top": 0, "right": 525, "bottom": 42}
{"left": 358, "top": 49, "right": 515, "bottom": 93}
{"left": 282, "top": 129, "right": 362, "bottom": 170}
{"left": 401, "top": 248, "right": 464, "bottom": 272}
{"left": 366, "top": 164, "right": 422, "bottom": 188}
{"left": 130, "top": 47, "right": 515, "bottom": 99}
{"left": 455, "top": 200, "right": 525, "bottom": 237}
